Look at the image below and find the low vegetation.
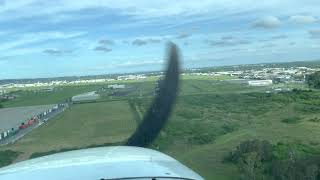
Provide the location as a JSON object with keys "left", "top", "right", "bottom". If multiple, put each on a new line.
{"left": 0, "top": 150, "right": 20, "bottom": 167}
{"left": 30, "top": 141, "right": 123, "bottom": 159}
{"left": 281, "top": 117, "right": 301, "bottom": 124}
{"left": 309, "top": 118, "right": 320, "bottom": 123}
{"left": 225, "top": 140, "right": 320, "bottom": 180}
{"left": 1, "top": 84, "right": 108, "bottom": 108}
{"left": 0, "top": 98, "right": 6, "bottom": 108}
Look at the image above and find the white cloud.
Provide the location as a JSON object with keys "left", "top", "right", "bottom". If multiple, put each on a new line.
{"left": 260, "top": 43, "right": 277, "bottom": 48}
{"left": 98, "top": 39, "right": 115, "bottom": 46}
{"left": 176, "top": 33, "right": 192, "bottom": 39}
{"left": 252, "top": 16, "right": 282, "bottom": 29}
{"left": 0, "top": 31, "right": 86, "bottom": 51}
{"left": 0, "top": 0, "right": 35, "bottom": 13}
{"left": 93, "top": 46, "right": 112, "bottom": 53}
{"left": 289, "top": 15, "right": 317, "bottom": 24}
{"left": 311, "top": 44, "right": 320, "bottom": 49}
{"left": 1, "top": 0, "right": 319, "bottom": 22}
{"left": 43, "top": 48, "right": 73, "bottom": 55}
{"left": 132, "top": 39, "right": 148, "bottom": 46}
{"left": 271, "top": 35, "right": 287, "bottom": 39}
{"left": 0, "top": 0, "right": 221, "bottom": 21}
{"left": 1, "top": 47, "right": 42, "bottom": 57}
{"left": 117, "top": 59, "right": 164, "bottom": 67}
{"left": 289, "top": 42, "right": 296, "bottom": 46}
{"left": 309, "top": 29, "right": 320, "bottom": 39}
{"left": 205, "top": 36, "right": 251, "bottom": 47}
{"left": 87, "top": 59, "right": 164, "bottom": 70}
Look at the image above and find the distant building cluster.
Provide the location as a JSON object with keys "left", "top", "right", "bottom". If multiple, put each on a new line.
{"left": 183, "top": 71, "right": 242, "bottom": 77}
{"left": 117, "top": 75, "right": 147, "bottom": 81}
{"left": 0, "top": 66, "right": 319, "bottom": 95}
{"left": 0, "top": 74, "right": 147, "bottom": 91}
{"left": 0, "top": 94, "right": 16, "bottom": 101}
{"left": 0, "top": 79, "right": 114, "bottom": 89}
{"left": 238, "top": 67, "right": 317, "bottom": 81}
{"left": 0, "top": 89, "right": 6, "bottom": 95}
{"left": 185, "top": 66, "right": 320, "bottom": 83}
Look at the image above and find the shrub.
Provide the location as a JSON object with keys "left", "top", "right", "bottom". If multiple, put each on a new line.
{"left": 281, "top": 117, "right": 300, "bottom": 124}
{"left": 225, "top": 139, "right": 273, "bottom": 163}
{"left": 0, "top": 150, "right": 20, "bottom": 168}
{"left": 187, "top": 133, "right": 214, "bottom": 145}
{"left": 226, "top": 140, "right": 320, "bottom": 180}
{"left": 309, "top": 118, "right": 320, "bottom": 123}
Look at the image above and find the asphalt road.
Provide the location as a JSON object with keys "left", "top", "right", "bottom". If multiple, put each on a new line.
{"left": 0, "top": 105, "right": 55, "bottom": 132}
{"left": 0, "top": 104, "right": 68, "bottom": 145}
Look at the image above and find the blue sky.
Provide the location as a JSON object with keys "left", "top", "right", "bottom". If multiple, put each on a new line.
{"left": 0, "top": 0, "right": 320, "bottom": 79}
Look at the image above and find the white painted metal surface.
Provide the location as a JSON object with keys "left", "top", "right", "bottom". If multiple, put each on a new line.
{"left": 0, "top": 146, "right": 204, "bottom": 180}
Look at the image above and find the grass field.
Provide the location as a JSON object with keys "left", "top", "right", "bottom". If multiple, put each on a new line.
{"left": 2, "top": 85, "right": 110, "bottom": 108}
{"left": 1, "top": 76, "right": 320, "bottom": 180}
{"left": 130, "top": 88, "right": 320, "bottom": 179}
{"left": 2, "top": 76, "right": 262, "bottom": 108}
{"left": 0, "top": 101, "right": 136, "bottom": 161}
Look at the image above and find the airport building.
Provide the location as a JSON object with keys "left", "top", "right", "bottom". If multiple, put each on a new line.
{"left": 108, "top": 84, "right": 126, "bottom": 89}
{"left": 248, "top": 80, "right": 273, "bottom": 86}
{"left": 72, "top": 91, "right": 100, "bottom": 103}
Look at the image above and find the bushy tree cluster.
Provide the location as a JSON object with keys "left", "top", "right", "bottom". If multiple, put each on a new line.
{"left": 271, "top": 156, "right": 320, "bottom": 180}
{"left": 225, "top": 140, "right": 273, "bottom": 180}
{"left": 307, "top": 71, "right": 320, "bottom": 89}
{"left": 226, "top": 139, "right": 273, "bottom": 163}
{"left": 225, "top": 140, "right": 320, "bottom": 180}
{"left": 0, "top": 150, "right": 19, "bottom": 168}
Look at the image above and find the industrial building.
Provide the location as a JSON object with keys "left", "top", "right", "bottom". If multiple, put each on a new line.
{"left": 108, "top": 84, "right": 126, "bottom": 89}
{"left": 248, "top": 80, "right": 273, "bottom": 86}
{"left": 72, "top": 91, "right": 100, "bottom": 103}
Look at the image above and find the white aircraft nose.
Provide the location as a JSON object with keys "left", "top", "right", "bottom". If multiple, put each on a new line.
{"left": 0, "top": 146, "right": 204, "bottom": 180}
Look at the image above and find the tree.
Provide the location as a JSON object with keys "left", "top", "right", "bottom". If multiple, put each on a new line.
{"left": 271, "top": 156, "right": 320, "bottom": 180}
{"left": 306, "top": 71, "right": 320, "bottom": 89}
{"left": 305, "top": 164, "right": 318, "bottom": 180}
{"left": 239, "top": 152, "right": 264, "bottom": 180}
{"left": 225, "top": 140, "right": 273, "bottom": 180}
{"left": 226, "top": 139, "right": 273, "bottom": 163}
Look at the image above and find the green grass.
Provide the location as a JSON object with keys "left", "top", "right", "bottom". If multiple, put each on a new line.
{"left": 273, "top": 142, "right": 320, "bottom": 160}
{"left": 0, "top": 150, "right": 20, "bottom": 168}
{"left": 1, "top": 78, "right": 266, "bottom": 108}
{"left": 281, "top": 117, "right": 301, "bottom": 124}
{"left": 2, "top": 80, "right": 161, "bottom": 108}
{"left": 1, "top": 101, "right": 136, "bottom": 160}
{"left": 2, "top": 85, "right": 107, "bottom": 107}
{"left": 132, "top": 89, "right": 320, "bottom": 179}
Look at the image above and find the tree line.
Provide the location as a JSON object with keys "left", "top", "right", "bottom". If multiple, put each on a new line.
{"left": 225, "top": 139, "right": 320, "bottom": 180}
{"left": 307, "top": 71, "right": 320, "bottom": 89}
